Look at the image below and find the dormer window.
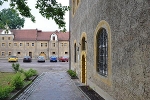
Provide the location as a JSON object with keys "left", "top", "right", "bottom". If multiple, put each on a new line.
{"left": 50, "top": 33, "right": 58, "bottom": 41}
{"left": 53, "top": 36, "right": 55, "bottom": 40}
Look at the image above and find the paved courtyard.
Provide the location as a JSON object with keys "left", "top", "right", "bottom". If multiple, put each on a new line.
{"left": 0, "top": 60, "right": 88, "bottom": 100}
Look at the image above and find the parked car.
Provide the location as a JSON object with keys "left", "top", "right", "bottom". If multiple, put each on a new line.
{"left": 23, "top": 56, "right": 32, "bottom": 62}
{"left": 58, "top": 56, "right": 69, "bottom": 62}
{"left": 37, "top": 56, "right": 45, "bottom": 62}
{"left": 50, "top": 56, "right": 57, "bottom": 62}
{"left": 8, "top": 56, "right": 18, "bottom": 62}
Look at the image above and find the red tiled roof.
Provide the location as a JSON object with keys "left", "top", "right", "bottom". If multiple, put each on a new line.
{"left": 12, "top": 29, "right": 37, "bottom": 41}
{"left": 0, "top": 29, "right": 69, "bottom": 41}
{"left": 56, "top": 32, "right": 69, "bottom": 41}
{"left": 37, "top": 32, "right": 53, "bottom": 40}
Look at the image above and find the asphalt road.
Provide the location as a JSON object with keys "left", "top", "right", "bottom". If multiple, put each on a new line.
{"left": 0, "top": 59, "right": 69, "bottom": 74}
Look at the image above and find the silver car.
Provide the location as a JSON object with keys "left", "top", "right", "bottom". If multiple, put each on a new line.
{"left": 37, "top": 56, "right": 45, "bottom": 62}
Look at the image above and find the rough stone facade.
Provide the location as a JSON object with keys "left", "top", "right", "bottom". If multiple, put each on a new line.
{"left": 70, "top": 0, "right": 150, "bottom": 100}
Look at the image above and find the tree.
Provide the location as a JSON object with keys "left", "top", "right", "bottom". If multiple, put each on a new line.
{"left": 0, "top": 8, "right": 25, "bottom": 29}
{"left": 0, "top": 0, "right": 70, "bottom": 31}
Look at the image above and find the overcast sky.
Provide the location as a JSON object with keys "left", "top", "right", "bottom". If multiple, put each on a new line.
{"left": 0, "top": 0, "right": 69, "bottom": 31}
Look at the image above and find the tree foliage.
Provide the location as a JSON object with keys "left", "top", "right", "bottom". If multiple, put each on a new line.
{"left": 0, "top": 0, "right": 70, "bottom": 31}
{"left": 0, "top": 8, "right": 25, "bottom": 29}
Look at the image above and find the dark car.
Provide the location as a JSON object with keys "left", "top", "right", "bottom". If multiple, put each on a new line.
{"left": 58, "top": 56, "right": 69, "bottom": 62}
{"left": 23, "top": 56, "right": 32, "bottom": 62}
{"left": 37, "top": 56, "right": 45, "bottom": 62}
{"left": 50, "top": 56, "right": 57, "bottom": 62}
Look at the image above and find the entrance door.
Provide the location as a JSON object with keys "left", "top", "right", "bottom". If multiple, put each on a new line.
{"left": 39, "top": 52, "right": 46, "bottom": 59}
{"left": 29, "top": 52, "right": 32, "bottom": 58}
{"left": 82, "top": 55, "right": 86, "bottom": 83}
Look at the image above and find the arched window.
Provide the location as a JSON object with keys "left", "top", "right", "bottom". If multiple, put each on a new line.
{"left": 73, "top": 0, "right": 75, "bottom": 15}
{"left": 82, "top": 37, "right": 86, "bottom": 50}
{"left": 74, "top": 43, "right": 77, "bottom": 62}
{"left": 97, "top": 28, "right": 108, "bottom": 76}
{"left": 77, "top": 0, "right": 79, "bottom": 6}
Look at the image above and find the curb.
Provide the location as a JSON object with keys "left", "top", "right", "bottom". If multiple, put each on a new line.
{"left": 66, "top": 72, "right": 91, "bottom": 100}
{"left": 10, "top": 73, "right": 45, "bottom": 100}
{"left": 77, "top": 86, "right": 91, "bottom": 100}
{"left": 9, "top": 75, "right": 38, "bottom": 100}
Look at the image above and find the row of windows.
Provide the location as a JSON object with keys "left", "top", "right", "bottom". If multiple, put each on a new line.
{"left": 1, "top": 43, "right": 68, "bottom": 47}
{"left": 1, "top": 37, "right": 11, "bottom": 40}
{"left": 61, "top": 43, "right": 67, "bottom": 46}
{"left": 51, "top": 52, "right": 68, "bottom": 55}
{"left": 1, "top": 43, "right": 35, "bottom": 47}
{"left": 1, "top": 51, "right": 68, "bottom": 56}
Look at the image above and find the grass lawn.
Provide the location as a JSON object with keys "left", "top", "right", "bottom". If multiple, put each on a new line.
{"left": 0, "top": 72, "right": 16, "bottom": 87}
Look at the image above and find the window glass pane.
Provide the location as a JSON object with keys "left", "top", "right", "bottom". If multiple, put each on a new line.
{"left": 97, "top": 28, "right": 108, "bottom": 76}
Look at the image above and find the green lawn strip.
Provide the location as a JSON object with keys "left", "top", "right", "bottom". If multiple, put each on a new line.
{"left": 0, "top": 72, "right": 31, "bottom": 99}
{"left": 0, "top": 72, "right": 15, "bottom": 87}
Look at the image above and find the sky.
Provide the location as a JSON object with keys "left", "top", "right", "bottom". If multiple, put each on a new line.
{"left": 0, "top": 0, "right": 69, "bottom": 31}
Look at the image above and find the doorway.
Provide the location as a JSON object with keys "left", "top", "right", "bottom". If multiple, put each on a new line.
{"left": 81, "top": 55, "right": 86, "bottom": 84}
{"left": 29, "top": 52, "right": 32, "bottom": 58}
{"left": 39, "top": 52, "right": 46, "bottom": 59}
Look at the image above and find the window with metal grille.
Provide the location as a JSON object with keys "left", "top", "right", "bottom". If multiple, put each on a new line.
{"left": 97, "top": 28, "right": 108, "bottom": 76}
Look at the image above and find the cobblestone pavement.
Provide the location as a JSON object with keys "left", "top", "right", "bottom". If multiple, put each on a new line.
{"left": 15, "top": 71, "right": 88, "bottom": 100}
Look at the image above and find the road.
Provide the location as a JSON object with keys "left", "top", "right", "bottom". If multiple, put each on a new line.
{"left": 0, "top": 59, "right": 69, "bottom": 74}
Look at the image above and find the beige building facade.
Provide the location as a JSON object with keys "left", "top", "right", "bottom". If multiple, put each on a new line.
{"left": 70, "top": 0, "right": 150, "bottom": 100}
{"left": 0, "top": 29, "right": 69, "bottom": 59}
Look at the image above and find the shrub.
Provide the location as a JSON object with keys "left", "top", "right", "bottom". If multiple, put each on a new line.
{"left": 67, "top": 70, "right": 77, "bottom": 77}
{"left": 12, "top": 63, "right": 20, "bottom": 72}
{"left": 11, "top": 73, "right": 24, "bottom": 90}
{"left": 24, "top": 69, "right": 37, "bottom": 80}
{"left": 29, "top": 69, "right": 37, "bottom": 76}
{"left": 0, "top": 86, "right": 15, "bottom": 100}
{"left": 19, "top": 68, "right": 24, "bottom": 73}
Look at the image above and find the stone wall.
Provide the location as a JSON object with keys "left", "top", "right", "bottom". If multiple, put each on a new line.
{"left": 70, "top": 0, "right": 150, "bottom": 100}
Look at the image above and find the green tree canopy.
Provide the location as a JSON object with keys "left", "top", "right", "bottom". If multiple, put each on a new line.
{"left": 0, "top": 8, "right": 25, "bottom": 29}
{"left": 0, "top": 0, "right": 70, "bottom": 31}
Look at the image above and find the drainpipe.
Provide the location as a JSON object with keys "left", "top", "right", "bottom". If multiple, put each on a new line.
{"left": 48, "top": 41, "right": 49, "bottom": 60}
{"left": 58, "top": 40, "right": 59, "bottom": 58}
{"left": 69, "top": 0, "right": 71, "bottom": 70}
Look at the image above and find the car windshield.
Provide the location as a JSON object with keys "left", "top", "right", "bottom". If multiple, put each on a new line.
{"left": 50, "top": 56, "right": 56, "bottom": 58}
{"left": 63, "top": 56, "right": 68, "bottom": 58}
{"left": 38, "top": 56, "right": 44, "bottom": 59}
{"left": 24, "top": 56, "right": 30, "bottom": 58}
{"left": 10, "top": 56, "right": 16, "bottom": 58}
